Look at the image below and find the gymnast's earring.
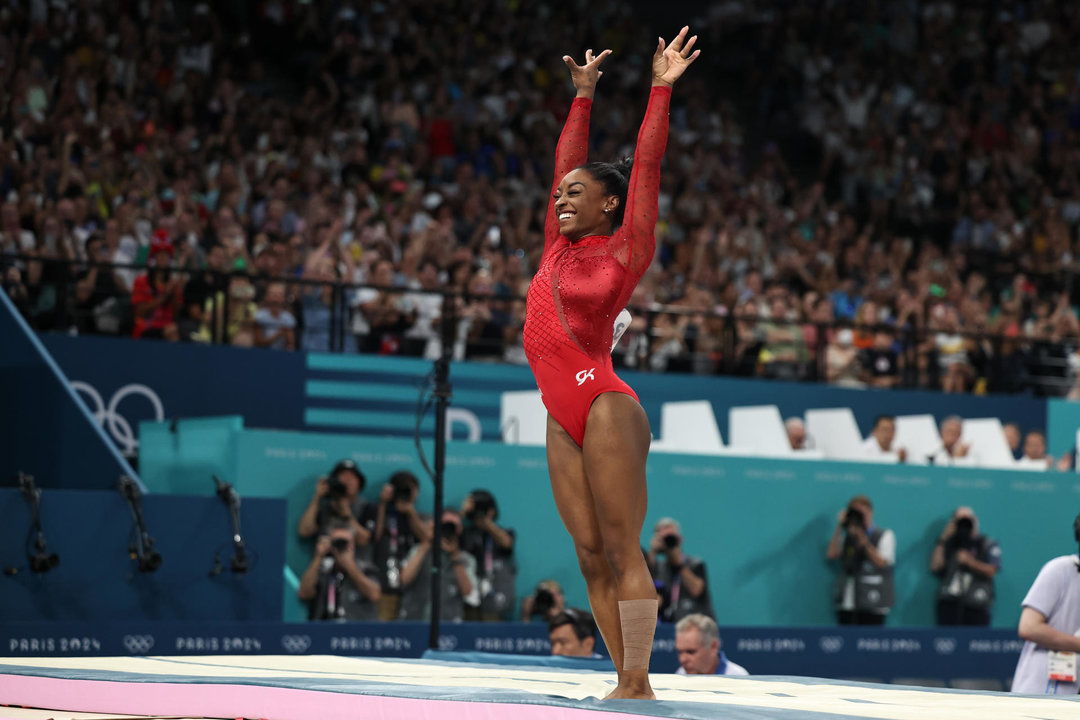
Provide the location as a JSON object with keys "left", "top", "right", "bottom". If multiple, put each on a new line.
{"left": 603, "top": 207, "right": 612, "bottom": 214}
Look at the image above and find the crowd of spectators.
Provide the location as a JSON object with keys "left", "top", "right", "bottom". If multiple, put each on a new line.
{"left": 3, "top": 0, "right": 1080, "bottom": 396}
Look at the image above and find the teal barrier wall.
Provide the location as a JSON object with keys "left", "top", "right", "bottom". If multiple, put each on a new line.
{"left": 140, "top": 421, "right": 1080, "bottom": 628}
{"left": 1047, "top": 398, "right": 1080, "bottom": 460}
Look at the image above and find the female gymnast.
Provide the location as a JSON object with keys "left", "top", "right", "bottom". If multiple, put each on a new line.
{"left": 523, "top": 27, "right": 699, "bottom": 700}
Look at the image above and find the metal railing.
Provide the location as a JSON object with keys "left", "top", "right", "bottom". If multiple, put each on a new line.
{"left": 2, "top": 254, "right": 1076, "bottom": 397}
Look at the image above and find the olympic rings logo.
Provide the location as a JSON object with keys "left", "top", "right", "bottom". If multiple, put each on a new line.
{"left": 71, "top": 381, "right": 165, "bottom": 455}
{"left": 281, "top": 635, "right": 312, "bottom": 654}
{"left": 122, "top": 634, "right": 155, "bottom": 654}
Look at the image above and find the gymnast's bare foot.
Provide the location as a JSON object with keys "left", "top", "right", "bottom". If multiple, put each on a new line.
{"left": 602, "top": 673, "right": 655, "bottom": 700}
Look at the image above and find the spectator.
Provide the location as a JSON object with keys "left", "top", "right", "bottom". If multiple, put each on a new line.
{"left": 861, "top": 415, "right": 907, "bottom": 462}
{"left": 401, "top": 258, "right": 444, "bottom": 358}
{"left": 254, "top": 281, "right": 297, "bottom": 350}
{"left": 180, "top": 244, "right": 228, "bottom": 341}
{"left": 1011, "top": 513, "right": 1080, "bottom": 695}
{"left": 460, "top": 489, "right": 517, "bottom": 621}
{"left": 1018, "top": 430, "right": 1054, "bottom": 470}
{"left": 931, "top": 507, "right": 1001, "bottom": 626}
{"left": 75, "top": 235, "right": 128, "bottom": 335}
{"left": 130, "top": 233, "right": 182, "bottom": 341}
{"left": 297, "top": 526, "right": 381, "bottom": 621}
{"left": 648, "top": 518, "right": 714, "bottom": 623}
{"left": 296, "top": 460, "right": 373, "bottom": 551}
{"left": 928, "top": 416, "right": 973, "bottom": 466}
{"left": 674, "top": 614, "right": 749, "bottom": 676}
{"left": 548, "top": 608, "right": 599, "bottom": 658}
{"left": 398, "top": 510, "right": 480, "bottom": 622}
{"left": 785, "top": 417, "right": 813, "bottom": 451}
{"left": 860, "top": 330, "right": 901, "bottom": 389}
{"left": 353, "top": 258, "right": 415, "bottom": 354}
{"left": 372, "top": 470, "right": 429, "bottom": 620}
{"left": 826, "top": 495, "right": 896, "bottom": 625}
{"left": 825, "top": 329, "right": 864, "bottom": 388}
{"left": 522, "top": 579, "right": 567, "bottom": 623}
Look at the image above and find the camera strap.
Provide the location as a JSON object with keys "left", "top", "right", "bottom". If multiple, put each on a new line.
{"left": 669, "top": 565, "right": 681, "bottom": 608}
{"left": 483, "top": 535, "right": 494, "bottom": 579}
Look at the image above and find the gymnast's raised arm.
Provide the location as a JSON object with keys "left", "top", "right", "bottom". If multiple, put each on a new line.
{"left": 623, "top": 27, "right": 699, "bottom": 277}
{"left": 544, "top": 48, "right": 611, "bottom": 251}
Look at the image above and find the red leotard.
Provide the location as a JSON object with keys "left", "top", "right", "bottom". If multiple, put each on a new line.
{"left": 523, "top": 86, "right": 671, "bottom": 447}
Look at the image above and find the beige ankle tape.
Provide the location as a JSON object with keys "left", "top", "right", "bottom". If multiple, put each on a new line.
{"left": 618, "top": 599, "right": 658, "bottom": 671}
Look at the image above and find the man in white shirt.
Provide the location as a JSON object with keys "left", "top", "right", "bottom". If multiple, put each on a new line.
{"left": 928, "top": 416, "right": 975, "bottom": 466}
{"left": 826, "top": 495, "right": 897, "bottom": 624}
{"left": 1017, "top": 430, "right": 1054, "bottom": 470}
{"left": 1012, "top": 513, "right": 1080, "bottom": 695}
{"left": 861, "top": 414, "right": 906, "bottom": 462}
{"left": 675, "top": 614, "right": 749, "bottom": 676}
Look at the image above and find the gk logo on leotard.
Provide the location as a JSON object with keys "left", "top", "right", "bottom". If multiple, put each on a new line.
{"left": 576, "top": 368, "right": 596, "bottom": 386}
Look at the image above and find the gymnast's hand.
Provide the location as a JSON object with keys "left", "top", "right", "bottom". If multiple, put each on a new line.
{"left": 652, "top": 25, "right": 700, "bottom": 88}
{"left": 562, "top": 48, "right": 611, "bottom": 99}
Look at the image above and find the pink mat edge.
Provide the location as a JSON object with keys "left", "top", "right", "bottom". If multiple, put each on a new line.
{"left": 1, "top": 673, "right": 670, "bottom": 720}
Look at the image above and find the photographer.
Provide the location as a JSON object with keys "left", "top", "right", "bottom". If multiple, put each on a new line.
{"left": 826, "top": 495, "right": 896, "bottom": 625}
{"left": 930, "top": 507, "right": 1001, "bottom": 626}
{"left": 1012, "top": 512, "right": 1080, "bottom": 695}
{"left": 549, "top": 608, "right": 599, "bottom": 658}
{"left": 648, "top": 518, "right": 714, "bottom": 623}
{"left": 297, "top": 460, "right": 373, "bottom": 553}
{"left": 398, "top": 511, "right": 479, "bottom": 622}
{"left": 297, "top": 526, "right": 381, "bottom": 621}
{"left": 521, "top": 579, "right": 567, "bottom": 622}
{"left": 373, "top": 470, "right": 430, "bottom": 620}
{"left": 460, "top": 489, "right": 517, "bottom": 621}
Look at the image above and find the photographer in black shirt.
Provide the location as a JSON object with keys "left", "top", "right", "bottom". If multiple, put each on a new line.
{"left": 460, "top": 489, "right": 517, "bottom": 620}
{"left": 372, "top": 470, "right": 430, "bottom": 620}
{"left": 297, "top": 459, "right": 373, "bottom": 551}
{"left": 931, "top": 506, "right": 1001, "bottom": 626}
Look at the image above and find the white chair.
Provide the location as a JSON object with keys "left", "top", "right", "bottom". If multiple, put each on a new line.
{"left": 960, "top": 418, "right": 1016, "bottom": 469}
{"left": 651, "top": 401, "right": 726, "bottom": 455}
{"left": 500, "top": 391, "right": 547, "bottom": 446}
{"left": 729, "top": 405, "right": 793, "bottom": 456}
{"left": 805, "top": 408, "right": 865, "bottom": 461}
{"left": 894, "top": 415, "right": 941, "bottom": 466}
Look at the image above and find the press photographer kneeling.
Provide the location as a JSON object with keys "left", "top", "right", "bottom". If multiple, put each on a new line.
{"left": 826, "top": 495, "right": 896, "bottom": 625}
{"left": 297, "top": 526, "right": 381, "bottom": 621}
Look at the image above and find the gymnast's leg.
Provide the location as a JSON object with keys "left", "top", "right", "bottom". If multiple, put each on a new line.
{"left": 582, "top": 391, "right": 655, "bottom": 700}
{"left": 547, "top": 414, "right": 626, "bottom": 675}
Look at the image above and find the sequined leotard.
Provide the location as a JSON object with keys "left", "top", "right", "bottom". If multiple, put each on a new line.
{"left": 523, "top": 86, "right": 670, "bottom": 447}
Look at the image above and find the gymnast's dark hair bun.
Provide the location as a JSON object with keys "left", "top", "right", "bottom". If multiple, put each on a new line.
{"left": 612, "top": 155, "right": 633, "bottom": 180}
{"left": 579, "top": 158, "right": 632, "bottom": 229}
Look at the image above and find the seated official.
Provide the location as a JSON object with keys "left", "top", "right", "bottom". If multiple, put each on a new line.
{"left": 675, "top": 613, "right": 749, "bottom": 676}
{"left": 548, "top": 608, "right": 600, "bottom": 658}
{"left": 297, "top": 527, "right": 381, "bottom": 621}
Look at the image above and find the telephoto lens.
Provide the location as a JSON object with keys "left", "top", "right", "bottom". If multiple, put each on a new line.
{"left": 330, "top": 537, "right": 350, "bottom": 553}
{"left": 662, "top": 533, "right": 681, "bottom": 550}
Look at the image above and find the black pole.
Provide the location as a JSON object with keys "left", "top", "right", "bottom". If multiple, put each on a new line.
{"left": 428, "top": 292, "right": 454, "bottom": 649}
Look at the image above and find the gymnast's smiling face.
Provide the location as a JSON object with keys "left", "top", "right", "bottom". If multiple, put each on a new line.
{"left": 554, "top": 169, "right": 618, "bottom": 242}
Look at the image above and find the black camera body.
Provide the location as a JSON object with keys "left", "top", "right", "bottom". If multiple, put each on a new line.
{"left": 326, "top": 460, "right": 365, "bottom": 500}
{"left": 329, "top": 536, "right": 350, "bottom": 554}
{"left": 389, "top": 471, "right": 416, "bottom": 504}
{"left": 844, "top": 507, "right": 866, "bottom": 529}
{"left": 662, "top": 533, "right": 681, "bottom": 550}
{"left": 440, "top": 521, "right": 460, "bottom": 541}
{"left": 469, "top": 490, "right": 496, "bottom": 521}
{"left": 954, "top": 516, "right": 974, "bottom": 542}
{"left": 533, "top": 588, "right": 555, "bottom": 616}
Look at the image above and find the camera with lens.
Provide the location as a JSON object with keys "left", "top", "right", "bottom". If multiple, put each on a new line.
{"left": 326, "top": 475, "right": 348, "bottom": 500}
{"left": 844, "top": 507, "right": 866, "bottom": 530}
{"left": 329, "top": 536, "right": 350, "bottom": 554}
{"left": 533, "top": 587, "right": 555, "bottom": 616}
{"left": 440, "top": 521, "right": 460, "bottom": 542}
{"left": 468, "top": 489, "right": 496, "bottom": 522}
{"left": 954, "top": 516, "right": 974, "bottom": 542}
{"left": 662, "top": 533, "right": 681, "bottom": 550}
{"left": 390, "top": 471, "right": 416, "bottom": 504}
